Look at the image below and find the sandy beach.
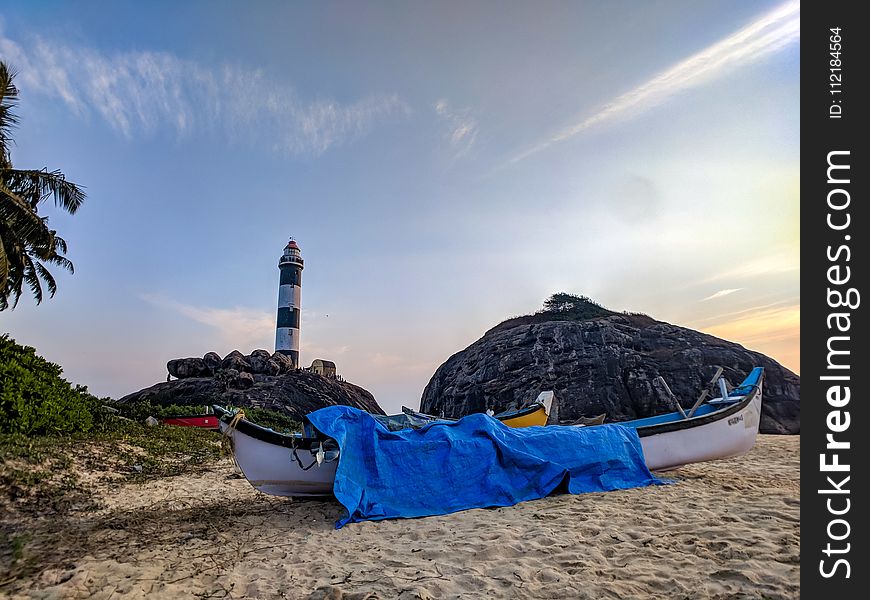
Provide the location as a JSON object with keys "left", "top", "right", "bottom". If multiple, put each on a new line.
{"left": 1, "top": 435, "right": 799, "bottom": 599}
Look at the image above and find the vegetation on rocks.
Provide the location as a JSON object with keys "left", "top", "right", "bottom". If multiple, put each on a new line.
{"left": 486, "top": 293, "right": 652, "bottom": 336}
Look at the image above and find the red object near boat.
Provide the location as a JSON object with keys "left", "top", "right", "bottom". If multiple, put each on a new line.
{"left": 161, "top": 415, "right": 220, "bottom": 429}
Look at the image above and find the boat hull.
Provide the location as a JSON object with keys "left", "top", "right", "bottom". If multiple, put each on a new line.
{"left": 214, "top": 368, "right": 763, "bottom": 496}
{"left": 219, "top": 420, "right": 337, "bottom": 497}
{"left": 162, "top": 415, "right": 220, "bottom": 429}
{"left": 500, "top": 406, "right": 548, "bottom": 428}
{"left": 637, "top": 382, "right": 762, "bottom": 471}
{"left": 401, "top": 400, "right": 550, "bottom": 428}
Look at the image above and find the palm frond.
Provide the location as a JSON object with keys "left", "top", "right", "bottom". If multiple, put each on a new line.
{"left": 0, "top": 182, "right": 48, "bottom": 236}
{"left": 1, "top": 168, "right": 86, "bottom": 213}
{"left": 0, "top": 62, "right": 19, "bottom": 170}
{"left": 42, "top": 252, "right": 74, "bottom": 274}
{"left": 34, "top": 260, "right": 57, "bottom": 298}
{"left": 22, "top": 254, "right": 42, "bottom": 305}
{"left": 53, "top": 233, "right": 68, "bottom": 254}
{"left": 0, "top": 230, "right": 9, "bottom": 287}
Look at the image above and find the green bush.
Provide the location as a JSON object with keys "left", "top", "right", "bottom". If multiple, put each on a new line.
{"left": 242, "top": 407, "right": 302, "bottom": 433}
{"left": 112, "top": 401, "right": 214, "bottom": 423}
{"left": 539, "top": 292, "right": 614, "bottom": 320}
{"left": 113, "top": 400, "right": 302, "bottom": 433}
{"left": 0, "top": 334, "right": 108, "bottom": 435}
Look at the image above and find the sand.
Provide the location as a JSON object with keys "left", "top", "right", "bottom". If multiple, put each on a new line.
{"left": 1, "top": 435, "right": 799, "bottom": 599}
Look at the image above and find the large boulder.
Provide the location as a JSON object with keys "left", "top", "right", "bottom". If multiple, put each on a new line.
{"left": 221, "top": 350, "right": 251, "bottom": 373}
{"left": 420, "top": 313, "right": 800, "bottom": 434}
{"left": 202, "top": 352, "right": 222, "bottom": 373}
{"left": 247, "top": 349, "right": 277, "bottom": 375}
{"left": 270, "top": 352, "right": 295, "bottom": 373}
{"left": 167, "top": 358, "right": 211, "bottom": 379}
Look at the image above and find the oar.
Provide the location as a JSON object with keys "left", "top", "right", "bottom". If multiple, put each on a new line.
{"left": 687, "top": 366, "right": 725, "bottom": 417}
{"left": 654, "top": 376, "right": 687, "bottom": 419}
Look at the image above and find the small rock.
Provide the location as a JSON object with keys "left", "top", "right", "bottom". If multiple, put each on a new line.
{"left": 145, "top": 416, "right": 159, "bottom": 427}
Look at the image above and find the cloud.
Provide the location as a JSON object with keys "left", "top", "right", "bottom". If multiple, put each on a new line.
{"left": 434, "top": 99, "right": 478, "bottom": 157}
{"left": 0, "top": 28, "right": 409, "bottom": 156}
{"left": 701, "top": 288, "right": 743, "bottom": 302}
{"left": 510, "top": 0, "right": 800, "bottom": 164}
{"left": 141, "top": 294, "right": 274, "bottom": 349}
{"left": 699, "top": 303, "right": 800, "bottom": 373}
{"left": 704, "top": 249, "right": 799, "bottom": 282}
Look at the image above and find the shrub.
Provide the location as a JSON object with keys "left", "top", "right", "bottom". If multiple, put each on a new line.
{"left": 242, "top": 407, "right": 302, "bottom": 433}
{"left": 0, "top": 334, "right": 107, "bottom": 435}
{"left": 112, "top": 401, "right": 213, "bottom": 423}
{"left": 539, "top": 292, "right": 614, "bottom": 319}
{"left": 112, "top": 400, "right": 302, "bottom": 433}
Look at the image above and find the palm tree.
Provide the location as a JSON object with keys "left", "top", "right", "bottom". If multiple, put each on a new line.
{"left": 1, "top": 61, "right": 86, "bottom": 310}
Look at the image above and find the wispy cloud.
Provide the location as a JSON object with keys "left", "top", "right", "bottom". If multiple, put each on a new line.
{"left": 704, "top": 249, "right": 799, "bottom": 283}
{"left": 434, "top": 99, "right": 478, "bottom": 157}
{"left": 141, "top": 294, "right": 274, "bottom": 350}
{"left": 701, "top": 288, "right": 742, "bottom": 302}
{"left": 510, "top": 0, "right": 800, "bottom": 163}
{"left": 700, "top": 303, "right": 800, "bottom": 372}
{"left": 0, "top": 28, "right": 409, "bottom": 156}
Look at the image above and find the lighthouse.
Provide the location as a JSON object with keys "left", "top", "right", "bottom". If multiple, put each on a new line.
{"left": 275, "top": 238, "right": 304, "bottom": 366}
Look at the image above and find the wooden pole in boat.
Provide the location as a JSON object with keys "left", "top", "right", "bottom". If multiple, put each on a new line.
{"left": 654, "top": 376, "right": 687, "bottom": 419}
{"left": 687, "top": 366, "right": 724, "bottom": 418}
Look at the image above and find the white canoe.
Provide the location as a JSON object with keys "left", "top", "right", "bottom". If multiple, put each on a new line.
{"left": 624, "top": 367, "right": 764, "bottom": 471}
{"left": 215, "top": 407, "right": 337, "bottom": 496}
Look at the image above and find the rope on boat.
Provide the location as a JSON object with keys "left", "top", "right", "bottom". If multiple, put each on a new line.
{"left": 291, "top": 445, "right": 320, "bottom": 471}
{"left": 220, "top": 410, "right": 245, "bottom": 471}
{"left": 225, "top": 410, "right": 246, "bottom": 434}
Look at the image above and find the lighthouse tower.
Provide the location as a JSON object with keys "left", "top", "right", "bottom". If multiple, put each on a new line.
{"left": 275, "top": 238, "right": 304, "bottom": 366}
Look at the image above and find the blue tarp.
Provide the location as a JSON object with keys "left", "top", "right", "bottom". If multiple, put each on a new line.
{"left": 306, "top": 406, "right": 663, "bottom": 528}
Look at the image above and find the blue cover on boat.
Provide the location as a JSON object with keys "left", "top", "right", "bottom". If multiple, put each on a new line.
{"left": 306, "top": 406, "right": 663, "bottom": 528}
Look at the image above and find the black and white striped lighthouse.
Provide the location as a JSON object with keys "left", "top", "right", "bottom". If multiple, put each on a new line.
{"left": 275, "top": 238, "right": 304, "bottom": 366}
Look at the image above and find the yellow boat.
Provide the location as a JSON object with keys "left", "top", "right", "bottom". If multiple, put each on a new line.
{"left": 495, "top": 403, "right": 550, "bottom": 427}
{"left": 402, "top": 391, "right": 554, "bottom": 429}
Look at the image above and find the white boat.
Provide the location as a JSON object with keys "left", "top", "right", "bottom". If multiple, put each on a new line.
{"left": 623, "top": 367, "right": 764, "bottom": 471}
{"left": 214, "top": 406, "right": 338, "bottom": 496}
{"left": 215, "top": 367, "right": 764, "bottom": 496}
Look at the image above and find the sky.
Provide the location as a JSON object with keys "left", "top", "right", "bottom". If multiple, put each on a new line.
{"left": 0, "top": 1, "right": 800, "bottom": 414}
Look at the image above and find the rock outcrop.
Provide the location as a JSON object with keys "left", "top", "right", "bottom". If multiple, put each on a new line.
{"left": 118, "top": 350, "right": 383, "bottom": 421}
{"left": 420, "top": 313, "right": 800, "bottom": 434}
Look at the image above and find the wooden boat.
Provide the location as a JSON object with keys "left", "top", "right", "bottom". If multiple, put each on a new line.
{"left": 622, "top": 367, "right": 764, "bottom": 471}
{"left": 161, "top": 414, "right": 220, "bottom": 429}
{"left": 402, "top": 391, "right": 555, "bottom": 428}
{"left": 494, "top": 398, "right": 551, "bottom": 428}
{"left": 214, "top": 405, "right": 338, "bottom": 496}
{"left": 214, "top": 367, "right": 763, "bottom": 496}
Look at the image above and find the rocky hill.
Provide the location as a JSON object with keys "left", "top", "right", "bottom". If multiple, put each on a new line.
{"left": 420, "top": 296, "right": 799, "bottom": 434}
{"left": 116, "top": 350, "right": 383, "bottom": 420}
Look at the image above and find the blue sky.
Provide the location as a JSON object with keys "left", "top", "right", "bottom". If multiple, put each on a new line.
{"left": 0, "top": 1, "right": 799, "bottom": 413}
